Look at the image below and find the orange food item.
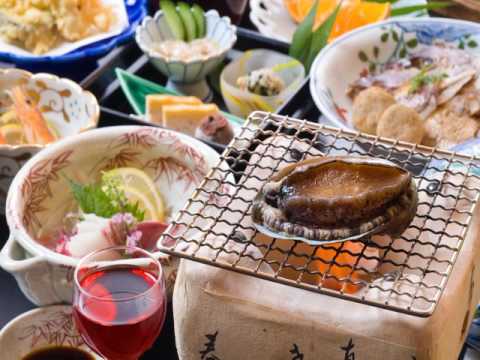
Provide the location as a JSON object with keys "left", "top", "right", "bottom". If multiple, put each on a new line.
{"left": 10, "top": 86, "right": 56, "bottom": 145}
{"left": 309, "top": 241, "right": 378, "bottom": 294}
{"left": 284, "top": 0, "right": 390, "bottom": 41}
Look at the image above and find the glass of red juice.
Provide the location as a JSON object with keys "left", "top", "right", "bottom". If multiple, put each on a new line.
{"left": 73, "top": 246, "right": 166, "bottom": 360}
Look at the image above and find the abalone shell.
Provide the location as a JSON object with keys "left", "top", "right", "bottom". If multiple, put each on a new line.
{"left": 252, "top": 156, "right": 418, "bottom": 243}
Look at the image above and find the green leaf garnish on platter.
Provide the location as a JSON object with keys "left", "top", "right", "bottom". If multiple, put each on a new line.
{"left": 68, "top": 177, "right": 145, "bottom": 222}
{"left": 409, "top": 65, "right": 448, "bottom": 94}
{"left": 115, "top": 68, "right": 244, "bottom": 127}
{"left": 289, "top": 0, "right": 319, "bottom": 63}
{"left": 289, "top": 0, "right": 341, "bottom": 72}
{"left": 305, "top": 3, "right": 341, "bottom": 71}
{"left": 390, "top": 1, "right": 451, "bottom": 16}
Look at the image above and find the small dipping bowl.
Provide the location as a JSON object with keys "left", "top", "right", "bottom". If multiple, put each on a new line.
{"left": 135, "top": 9, "right": 237, "bottom": 101}
{"left": 220, "top": 49, "right": 305, "bottom": 118}
{"left": 0, "top": 305, "right": 101, "bottom": 359}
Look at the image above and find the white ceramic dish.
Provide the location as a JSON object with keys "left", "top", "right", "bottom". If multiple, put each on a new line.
{"left": 0, "top": 305, "right": 101, "bottom": 359}
{"left": 0, "top": 69, "right": 99, "bottom": 212}
{"left": 0, "top": 126, "right": 220, "bottom": 306}
{"left": 310, "top": 18, "right": 480, "bottom": 130}
{"left": 220, "top": 49, "right": 305, "bottom": 117}
{"left": 135, "top": 9, "right": 237, "bottom": 101}
{"left": 249, "top": 0, "right": 429, "bottom": 43}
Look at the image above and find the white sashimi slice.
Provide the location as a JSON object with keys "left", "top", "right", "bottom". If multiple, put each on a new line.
{"left": 66, "top": 214, "right": 111, "bottom": 258}
{"left": 438, "top": 69, "right": 476, "bottom": 105}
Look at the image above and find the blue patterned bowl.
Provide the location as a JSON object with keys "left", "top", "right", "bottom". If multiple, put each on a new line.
{"left": 310, "top": 18, "right": 480, "bottom": 130}
{"left": 0, "top": 0, "right": 147, "bottom": 67}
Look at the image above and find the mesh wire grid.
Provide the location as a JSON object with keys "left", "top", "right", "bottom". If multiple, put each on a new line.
{"left": 159, "top": 111, "right": 480, "bottom": 317}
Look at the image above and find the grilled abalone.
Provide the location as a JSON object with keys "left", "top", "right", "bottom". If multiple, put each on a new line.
{"left": 252, "top": 156, "right": 417, "bottom": 243}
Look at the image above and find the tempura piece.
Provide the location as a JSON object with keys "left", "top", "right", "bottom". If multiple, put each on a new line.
{"left": 0, "top": 0, "right": 115, "bottom": 54}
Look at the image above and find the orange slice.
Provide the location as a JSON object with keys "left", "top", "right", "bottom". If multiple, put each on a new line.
{"left": 284, "top": 0, "right": 390, "bottom": 41}
{"left": 327, "top": 1, "right": 391, "bottom": 40}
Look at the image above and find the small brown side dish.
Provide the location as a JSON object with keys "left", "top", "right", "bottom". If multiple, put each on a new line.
{"left": 252, "top": 156, "right": 418, "bottom": 242}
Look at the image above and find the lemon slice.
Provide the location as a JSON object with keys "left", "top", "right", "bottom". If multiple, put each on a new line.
{"left": 0, "top": 124, "right": 24, "bottom": 145}
{"left": 103, "top": 167, "right": 165, "bottom": 221}
{"left": 121, "top": 186, "right": 160, "bottom": 222}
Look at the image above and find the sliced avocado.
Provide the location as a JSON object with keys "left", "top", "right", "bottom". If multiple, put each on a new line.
{"left": 160, "top": 0, "right": 185, "bottom": 40}
{"left": 177, "top": 2, "right": 197, "bottom": 42}
{"left": 191, "top": 4, "right": 206, "bottom": 38}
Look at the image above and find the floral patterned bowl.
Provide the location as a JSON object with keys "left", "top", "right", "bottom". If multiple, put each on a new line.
{"left": 309, "top": 18, "right": 480, "bottom": 130}
{"left": 0, "top": 68, "right": 99, "bottom": 212}
{"left": 135, "top": 9, "right": 237, "bottom": 101}
{"left": 0, "top": 305, "right": 100, "bottom": 359}
{"left": 0, "top": 126, "right": 220, "bottom": 306}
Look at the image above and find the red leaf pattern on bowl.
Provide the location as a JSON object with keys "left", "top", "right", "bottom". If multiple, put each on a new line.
{"left": 92, "top": 149, "right": 143, "bottom": 175}
{"left": 144, "top": 157, "right": 206, "bottom": 190}
{"left": 22, "top": 150, "right": 73, "bottom": 232}
{"left": 115, "top": 128, "right": 158, "bottom": 149}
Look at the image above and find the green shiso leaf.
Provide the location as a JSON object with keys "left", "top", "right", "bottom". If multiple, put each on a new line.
{"left": 289, "top": 0, "right": 319, "bottom": 63}
{"left": 304, "top": 2, "right": 341, "bottom": 71}
{"left": 67, "top": 177, "right": 145, "bottom": 221}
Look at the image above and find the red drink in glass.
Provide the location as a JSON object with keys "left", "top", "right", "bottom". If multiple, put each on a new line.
{"left": 73, "top": 247, "right": 166, "bottom": 360}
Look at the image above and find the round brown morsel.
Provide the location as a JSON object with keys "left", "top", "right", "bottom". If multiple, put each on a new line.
{"left": 423, "top": 109, "right": 479, "bottom": 149}
{"left": 377, "top": 104, "right": 425, "bottom": 144}
{"left": 352, "top": 87, "right": 396, "bottom": 135}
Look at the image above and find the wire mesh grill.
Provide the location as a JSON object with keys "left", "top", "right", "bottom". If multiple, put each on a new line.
{"left": 159, "top": 111, "right": 480, "bottom": 317}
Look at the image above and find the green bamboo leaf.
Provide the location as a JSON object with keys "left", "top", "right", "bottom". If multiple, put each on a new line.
{"left": 358, "top": 51, "right": 369, "bottom": 62}
{"left": 304, "top": 3, "right": 341, "bottom": 71}
{"left": 392, "top": 30, "right": 399, "bottom": 42}
{"left": 381, "top": 33, "right": 389, "bottom": 42}
{"left": 289, "top": 0, "right": 319, "bottom": 62}
{"left": 390, "top": 1, "right": 450, "bottom": 16}
{"left": 373, "top": 46, "right": 379, "bottom": 58}
{"left": 406, "top": 38, "right": 418, "bottom": 48}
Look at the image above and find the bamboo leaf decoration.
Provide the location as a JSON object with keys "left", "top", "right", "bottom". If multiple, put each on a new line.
{"left": 289, "top": 0, "right": 320, "bottom": 62}
{"left": 289, "top": 1, "right": 341, "bottom": 72}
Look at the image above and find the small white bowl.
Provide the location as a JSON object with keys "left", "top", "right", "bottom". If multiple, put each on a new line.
{"left": 0, "top": 126, "right": 220, "bottom": 306}
{"left": 0, "top": 69, "right": 99, "bottom": 211}
{"left": 135, "top": 9, "right": 237, "bottom": 101}
{"left": 220, "top": 49, "right": 305, "bottom": 117}
{"left": 0, "top": 305, "right": 100, "bottom": 359}
{"left": 310, "top": 18, "right": 480, "bottom": 132}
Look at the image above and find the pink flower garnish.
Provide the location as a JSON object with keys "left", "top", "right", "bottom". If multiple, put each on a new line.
{"left": 126, "top": 230, "right": 142, "bottom": 252}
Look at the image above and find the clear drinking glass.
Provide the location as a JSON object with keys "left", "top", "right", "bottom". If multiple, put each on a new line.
{"left": 73, "top": 246, "right": 166, "bottom": 360}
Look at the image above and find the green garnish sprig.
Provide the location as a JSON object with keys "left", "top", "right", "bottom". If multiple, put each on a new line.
{"left": 409, "top": 64, "right": 447, "bottom": 94}
{"left": 67, "top": 176, "right": 145, "bottom": 221}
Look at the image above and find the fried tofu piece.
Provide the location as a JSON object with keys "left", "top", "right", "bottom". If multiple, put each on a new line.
{"left": 352, "top": 87, "right": 395, "bottom": 135}
{"left": 376, "top": 104, "right": 425, "bottom": 144}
